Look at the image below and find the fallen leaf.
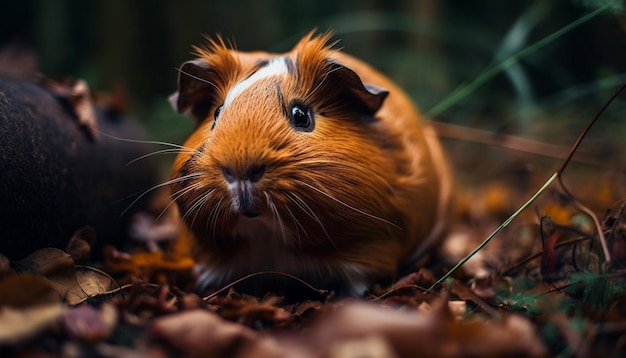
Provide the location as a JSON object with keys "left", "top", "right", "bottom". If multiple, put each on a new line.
{"left": 297, "top": 300, "right": 548, "bottom": 358}
{"left": 63, "top": 303, "right": 118, "bottom": 342}
{"left": 290, "top": 300, "right": 323, "bottom": 319}
{"left": 0, "top": 254, "right": 12, "bottom": 279}
{"left": 326, "top": 334, "right": 398, "bottom": 358}
{"left": 0, "top": 274, "right": 59, "bottom": 307}
{"left": 151, "top": 309, "right": 259, "bottom": 358}
{"left": 12, "top": 248, "right": 87, "bottom": 304}
{"left": 66, "top": 226, "right": 96, "bottom": 265}
{"left": 210, "top": 291, "right": 293, "bottom": 328}
{"left": 103, "top": 248, "right": 194, "bottom": 279}
{"left": 76, "top": 266, "right": 118, "bottom": 298}
{"left": 0, "top": 303, "right": 66, "bottom": 344}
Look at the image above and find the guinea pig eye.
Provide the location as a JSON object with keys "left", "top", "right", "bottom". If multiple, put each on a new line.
{"left": 211, "top": 104, "right": 223, "bottom": 130}
{"left": 289, "top": 104, "right": 314, "bottom": 132}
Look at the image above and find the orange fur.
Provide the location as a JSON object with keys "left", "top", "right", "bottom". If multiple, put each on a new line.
{"left": 169, "top": 32, "right": 452, "bottom": 294}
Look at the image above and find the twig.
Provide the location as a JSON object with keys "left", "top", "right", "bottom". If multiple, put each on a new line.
{"left": 502, "top": 236, "right": 593, "bottom": 276}
{"left": 426, "top": 172, "right": 558, "bottom": 292}
{"left": 428, "top": 82, "right": 626, "bottom": 292}
{"left": 202, "top": 271, "right": 329, "bottom": 301}
{"left": 429, "top": 121, "right": 607, "bottom": 167}
{"left": 553, "top": 83, "right": 626, "bottom": 265}
{"left": 607, "top": 203, "right": 626, "bottom": 243}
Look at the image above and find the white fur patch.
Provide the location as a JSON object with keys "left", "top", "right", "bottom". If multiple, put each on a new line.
{"left": 223, "top": 58, "right": 288, "bottom": 108}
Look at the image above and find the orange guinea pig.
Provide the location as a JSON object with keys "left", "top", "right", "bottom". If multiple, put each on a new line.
{"left": 169, "top": 31, "right": 452, "bottom": 295}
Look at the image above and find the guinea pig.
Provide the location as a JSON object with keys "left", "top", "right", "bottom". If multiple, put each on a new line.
{"left": 168, "top": 31, "right": 452, "bottom": 295}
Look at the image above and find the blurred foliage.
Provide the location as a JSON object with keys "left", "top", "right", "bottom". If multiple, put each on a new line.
{"left": 1, "top": 0, "right": 624, "bottom": 177}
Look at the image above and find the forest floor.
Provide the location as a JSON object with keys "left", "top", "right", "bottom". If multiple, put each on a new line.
{"left": 1, "top": 104, "right": 626, "bottom": 357}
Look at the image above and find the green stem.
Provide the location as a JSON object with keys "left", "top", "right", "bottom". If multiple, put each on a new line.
{"left": 426, "top": 172, "right": 558, "bottom": 293}
{"left": 425, "top": 2, "right": 614, "bottom": 118}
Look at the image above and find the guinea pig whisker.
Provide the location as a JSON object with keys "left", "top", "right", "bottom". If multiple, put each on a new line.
{"left": 155, "top": 181, "right": 204, "bottom": 223}
{"left": 98, "top": 131, "right": 196, "bottom": 151}
{"left": 264, "top": 191, "right": 287, "bottom": 247}
{"left": 120, "top": 173, "right": 204, "bottom": 216}
{"left": 296, "top": 181, "right": 402, "bottom": 230}
{"left": 209, "top": 197, "right": 225, "bottom": 240}
{"left": 282, "top": 201, "right": 305, "bottom": 255}
{"left": 176, "top": 67, "right": 224, "bottom": 97}
{"left": 127, "top": 148, "right": 195, "bottom": 166}
{"left": 282, "top": 200, "right": 306, "bottom": 236}
{"left": 182, "top": 189, "right": 214, "bottom": 221}
{"left": 286, "top": 192, "right": 338, "bottom": 252}
{"left": 298, "top": 160, "right": 396, "bottom": 194}
{"left": 184, "top": 190, "right": 215, "bottom": 238}
{"left": 302, "top": 65, "right": 343, "bottom": 103}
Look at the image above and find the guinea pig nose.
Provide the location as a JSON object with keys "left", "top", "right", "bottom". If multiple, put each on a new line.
{"left": 222, "top": 165, "right": 265, "bottom": 183}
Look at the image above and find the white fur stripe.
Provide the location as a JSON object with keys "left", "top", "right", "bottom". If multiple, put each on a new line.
{"left": 223, "top": 58, "right": 288, "bottom": 108}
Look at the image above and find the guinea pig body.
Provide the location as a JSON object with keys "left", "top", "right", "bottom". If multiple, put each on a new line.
{"left": 170, "top": 32, "right": 451, "bottom": 294}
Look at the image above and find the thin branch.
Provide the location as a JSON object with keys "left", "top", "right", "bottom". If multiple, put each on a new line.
{"left": 427, "top": 82, "right": 625, "bottom": 292}
{"left": 426, "top": 172, "right": 558, "bottom": 293}
{"left": 429, "top": 121, "right": 608, "bottom": 167}
{"left": 554, "top": 83, "right": 626, "bottom": 265}
{"left": 202, "top": 271, "right": 329, "bottom": 300}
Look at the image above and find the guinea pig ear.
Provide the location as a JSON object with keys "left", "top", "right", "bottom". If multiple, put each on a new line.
{"left": 169, "top": 59, "right": 220, "bottom": 122}
{"left": 323, "top": 60, "right": 389, "bottom": 118}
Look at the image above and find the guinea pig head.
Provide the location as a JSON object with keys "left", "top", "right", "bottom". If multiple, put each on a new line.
{"left": 169, "top": 33, "right": 418, "bottom": 292}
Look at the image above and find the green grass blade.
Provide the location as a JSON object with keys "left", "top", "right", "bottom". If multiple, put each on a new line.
{"left": 426, "top": 172, "right": 558, "bottom": 293}
{"left": 425, "top": 1, "right": 617, "bottom": 118}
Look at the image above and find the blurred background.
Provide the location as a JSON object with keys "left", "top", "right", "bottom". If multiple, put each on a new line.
{"left": 1, "top": 0, "right": 625, "bottom": 207}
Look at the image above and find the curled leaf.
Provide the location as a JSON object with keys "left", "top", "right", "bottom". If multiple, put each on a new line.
{"left": 66, "top": 226, "right": 96, "bottom": 265}
{"left": 12, "top": 248, "right": 86, "bottom": 304}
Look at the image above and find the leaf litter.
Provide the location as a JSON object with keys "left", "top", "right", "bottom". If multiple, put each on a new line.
{"left": 1, "top": 88, "right": 626, "bottom": 358}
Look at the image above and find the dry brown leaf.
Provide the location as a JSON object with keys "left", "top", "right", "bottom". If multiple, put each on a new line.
{"left": 178, "top": 292, "right": 205, "bottom": 310}
{"left": 440, "top": 315, "right": 548, "bottom": 357}
{"left": 326, "top": 334, "right": 398, "bottom": 358}
{"left": 62, "top": 303, "right": 118, "bottom": 342}
{"left": 0, "top": 274, "right": 60, "bottom": 307}
{"left": 12, "top": 248, "right": 87, "bottom": 304}
{"left": 76, "top": 267, "right": 118, "bottom": 298}
{"left": 291, "top": 300, "right": 323, "bottom": 318}
{"left": 307, "top": 302, "right": 440, "bottom": 357}
{"left": 210, "top": 291, "right": 294, "bottom": 328}
{"left": 293, "top": 300, "right": 548, "bottom": 358}
{"left": 151, "top": 309, "right": 259, "bottom": 358}
{"left": 103, "top": 248, "right": 194, "bottom": 279}
{"left": 0, "top": 303, "right": 66, "bottom": 344}
{"left": 392, "top": 268, "right": 437, "bottom": 290}
{"left": 451, "top": 278, "right": 498, "bottom": 316}
{"left": 0, "top": 254, "right": 12, "bottom": 279}
{"left": 8, "top": 247, "right": 122, "bottom": 306}
{"left": 66, "top": 226, "right": 96, "bottom": 265}
{"left": 447, "top": 301, "right": 467, "bottom": 320}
